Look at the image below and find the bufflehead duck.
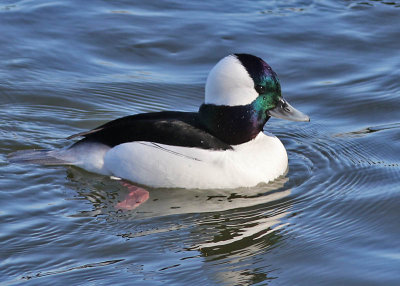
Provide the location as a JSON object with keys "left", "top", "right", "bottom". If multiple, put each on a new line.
{"left": 10, "top": 54, "right": 309, "bottom": 189}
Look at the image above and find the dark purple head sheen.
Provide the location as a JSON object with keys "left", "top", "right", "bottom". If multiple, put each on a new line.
{"left": 235, "top": 54, "right": 279, "bottom": 85}
{"left": 198, "top": 103, "right": 263, "bottom": 145}
{"left": 199, "top": 54, "right": 309, "bottom": 146}
{"left": 199, "top": 54, "right": 282, "bottom": 145}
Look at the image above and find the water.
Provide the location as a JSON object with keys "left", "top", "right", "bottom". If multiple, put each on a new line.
{"left": 1, "top": 0, "right": 400, "bottom": 285}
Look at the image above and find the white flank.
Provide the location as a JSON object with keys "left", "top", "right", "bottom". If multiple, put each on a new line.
{"left": 100, "top": 132, "right": 288, "bottom": 189}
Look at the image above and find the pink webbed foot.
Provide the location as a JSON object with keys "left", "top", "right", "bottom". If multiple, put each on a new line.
{"left": 115, "top": 182, "right": 150, "bottom": 211}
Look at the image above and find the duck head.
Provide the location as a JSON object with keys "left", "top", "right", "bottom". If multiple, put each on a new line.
{"left": 199, "top": 53, "right": 309, "bottom": 145}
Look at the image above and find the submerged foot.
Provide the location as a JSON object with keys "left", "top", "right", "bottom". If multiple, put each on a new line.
{"left": 115, "top": 182, "right": 149, "bottom": 210}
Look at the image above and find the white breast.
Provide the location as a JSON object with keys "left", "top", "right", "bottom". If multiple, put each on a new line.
{"left": 101, "top": 132, "right": 288, "bottom": 189}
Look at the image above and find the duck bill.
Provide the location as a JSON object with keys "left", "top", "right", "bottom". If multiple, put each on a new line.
{"left": 267, "top": 98, "right": 310, "bottom": 122}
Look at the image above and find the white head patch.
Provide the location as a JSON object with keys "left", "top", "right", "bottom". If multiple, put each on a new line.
{"left": 205, "top": 55, "right": 258, "bottom": 106}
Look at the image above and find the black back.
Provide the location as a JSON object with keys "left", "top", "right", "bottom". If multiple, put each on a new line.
{"left": 69, "top": 111, "right": 232, "bottom": 150}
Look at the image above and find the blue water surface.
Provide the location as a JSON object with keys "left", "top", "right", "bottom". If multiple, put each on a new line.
{"left": 1, "top": 0, "right": 400, "bottom": 285}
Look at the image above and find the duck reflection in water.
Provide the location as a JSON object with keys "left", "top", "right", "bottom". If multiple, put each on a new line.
{"left": 66, "top": 167, "right": 292, "bottom": 285}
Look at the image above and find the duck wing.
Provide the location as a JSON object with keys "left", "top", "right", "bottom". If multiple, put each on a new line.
{"left": 68, "top": 111, "right": 232, "bottom": 150}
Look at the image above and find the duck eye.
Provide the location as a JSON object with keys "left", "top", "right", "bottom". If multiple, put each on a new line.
{"left": 255, "top": 85, "right": 265, "bottom": 94}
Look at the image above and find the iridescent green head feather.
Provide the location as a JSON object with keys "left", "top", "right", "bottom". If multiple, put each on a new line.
{"left": 200, "top": 54, "right": 309, "bottom": 145}
{"left": 235, "top": 53, "right": 309, "bottom": 123}
{"left": 235, "top": 53, "right": 281, "bottom": 111}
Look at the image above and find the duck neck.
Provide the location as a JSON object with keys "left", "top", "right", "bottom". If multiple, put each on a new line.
{"left": 198, "top": 103, "right": 270, "bottom": 145}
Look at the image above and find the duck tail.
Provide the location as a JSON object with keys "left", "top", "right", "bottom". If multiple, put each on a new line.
{"left": 7, "top": 149, "right": 73, "bottom": 165}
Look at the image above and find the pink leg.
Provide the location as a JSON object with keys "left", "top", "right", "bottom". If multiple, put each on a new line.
{"left": 115, "top": 181, "right": 150, "bottom": 211}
